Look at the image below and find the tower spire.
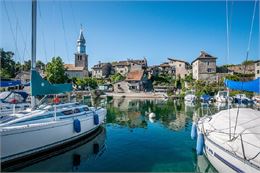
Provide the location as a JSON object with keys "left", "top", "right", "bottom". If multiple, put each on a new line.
{"left": 77, "top": 25, "right": 86, "bottom": 53}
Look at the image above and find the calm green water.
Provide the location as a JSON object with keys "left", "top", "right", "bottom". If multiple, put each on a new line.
{"left": 14, "top": 98, "right": 218, "bottom": 172}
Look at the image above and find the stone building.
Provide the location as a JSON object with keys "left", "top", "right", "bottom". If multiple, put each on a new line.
{"left": 125, "top": 70, "right": 148, "bottom": 92}
{"left": 192, "top": 51, "right": 217, "bottom": 81}
{"left": 227, "top": 64, "right": 255, "bottom": 75}
{"left": 255, "top": 60, "right": 260, "bottom": 79}
{"left": 64, "top": 27, "right": 88, "bottom": 78}
{"left": 168, "top": 58, "right": 191, "bottom": 78}
{"left": 112, "top": 58, "right": 147, "bottom": 76}
{"left": 159, "top": 63, "right": 175, "bottom": 75}
{"left": 92, "top": 62, "right": 113, "bottom": 79}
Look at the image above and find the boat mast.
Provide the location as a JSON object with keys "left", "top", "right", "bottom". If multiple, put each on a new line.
{"left": 31, "top": 0, "right": 37, "bottom": 108}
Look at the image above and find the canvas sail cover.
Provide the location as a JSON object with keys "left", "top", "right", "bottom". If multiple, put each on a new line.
{"left": 31, "top": 70, "right": 72, "bottom": 96}
{"left": 224, "top": 78, "right": 260, "bottom": 93}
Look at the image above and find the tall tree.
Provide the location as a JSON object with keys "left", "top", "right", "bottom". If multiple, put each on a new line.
{"left": 36, "top": 60, "right": 45, "bottom": 70}
{"left": 0, "top": 48, "right": 16, "bottom": 79}
{"left": 45, "top": 57, "right": 68, "bottom": 84}
{"left": 22, "top": 60, "right": 31, "bottom": 71}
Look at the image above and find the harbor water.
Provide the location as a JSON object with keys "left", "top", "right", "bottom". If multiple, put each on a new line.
{"left": 10, "top": 98, "right": 222, "bottom": 172}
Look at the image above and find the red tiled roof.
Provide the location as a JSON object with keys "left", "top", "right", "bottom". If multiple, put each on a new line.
{"left": 125, "top": 70, "right": 144, "bottom": 81}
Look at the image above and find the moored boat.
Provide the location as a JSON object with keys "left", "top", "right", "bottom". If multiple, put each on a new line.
{"left": 184, "top": 90, "right": 196, "bottom": 103}
{"left": 192, "top": 78, "right": 260, "bottom": 173}
{"left": 0, "top": 91, "right": 30, "bottom": 117}
{"left": 214, "top": 90, "right": 229, "bottom": 103}
{"left": 0, "top": 0, "right": 107, "bottom": 166}
{"left": 0, "top": 102, "right": 106, "bottom": 164}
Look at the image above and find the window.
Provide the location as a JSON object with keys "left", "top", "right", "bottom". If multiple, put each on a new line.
{"left": 83, "top": 107, "right": 89, "bottom": 111}
{"left": 179, "top": 64, "right": 181, "bottom": 67}
{"left": 62, "top": 110, "right": 73, "bottom": 115}
{"left": 257, "top": 63, "right": 260, "bottom": 66}
{"left": 207, "top": 68, "right": 211, "bottom": 73}
{"left": 257, "top": 70, "right": 260, "bottom": 74}
{"left": 74, "top": 109, "right": 81, "bottom": 113}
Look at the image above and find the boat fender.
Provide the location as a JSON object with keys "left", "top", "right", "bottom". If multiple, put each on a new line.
{"left": 94, "top": 113, "right": 99, "bottom": 125}
{"left": 196, "top": 133, "right": 204, "bottom": 155}
{"left": 191, "top": 123, "right": 197, "bottom": 140}
{"left": 73, "top": 119, "right": 81, "bottom": 133}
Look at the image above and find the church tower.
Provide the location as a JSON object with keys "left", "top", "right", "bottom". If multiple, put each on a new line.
{"left": 75, "top": 27, "right": 88, "bottom": 73}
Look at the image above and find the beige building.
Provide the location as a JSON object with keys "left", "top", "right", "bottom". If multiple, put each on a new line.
{"left": 227, "top": 64, "right": 255, "bottom": 75}
{"left": 192, "top": 51, "right": 217, "bottom": 81}
{"left": 168, "top": 58, "right": 191, "bottom": 78}
{"left": 92, "top": 62, "right": 113, "bottom": 79}
{"left": 112, "top": 58, "right": 147, "bottom": 76}
{"left": 65, "top": 28, "right": 88, "bottom": 78}
{"left": 255, "top": 60, "right": 260, "bottom": 79}
{"left": 64, "top": 64, "right": 88, "bottom": 78}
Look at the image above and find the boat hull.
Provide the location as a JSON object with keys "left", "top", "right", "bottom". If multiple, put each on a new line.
{"left": 203, "top": 132, "right": 260, "bottom": 173}
{"left": 0, "top": 109, "right": 106, "bottom": 163}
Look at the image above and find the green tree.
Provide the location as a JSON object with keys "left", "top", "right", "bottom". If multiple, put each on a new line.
{"left": 0, "top": 48, "right": 16, "bottom": 79}
{"left": 22, "top": 60, "right": 31, "bottom": 71}
{"left": 45, "top": 57, "right": 68, "bottom": 84}
{"left": 110, "top": 73, "right": 124, "bottom": 83}
{"left": 36, "top": 60, "right": 45, "bottom": 70}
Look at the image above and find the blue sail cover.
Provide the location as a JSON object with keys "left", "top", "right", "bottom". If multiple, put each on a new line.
{"left": 224, "top": 78, "right": 260, "bottom": 93}
{"left": 0, "top": 80, "right": 21, "bottom": 87}
{"left": 31, "top": 70, "right": 72, "bottom": 96}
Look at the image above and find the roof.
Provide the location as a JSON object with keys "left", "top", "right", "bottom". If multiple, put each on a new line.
{"left": 125, "top": 70, "right": 144, "bottom": 81}
{"left": 168, "top": 58, "right": 190, "bottom": 65}
{"left": 191, "top": 51, "right": 217, "bottom": 64}
{"left": 160, "top": 63, "right": 171, "bottom": 67}
{"left": 64, "top": 64, "right": 85, "bottom": 71}
{"left": 112, "top": 58, "right": 147, "bottom": 67}
{"left": 92, "top": 63, "right": 112, "bottom": 70}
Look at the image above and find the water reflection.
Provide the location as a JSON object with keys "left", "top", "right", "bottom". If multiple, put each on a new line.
{"left": 106, "top": 98, "right": 195, "bottom": 131}
{"left": 11, "top": 98, "right": 232, "bottom": 172}
{"left": 13, "top": 127, "right": 106, "bottom": 172}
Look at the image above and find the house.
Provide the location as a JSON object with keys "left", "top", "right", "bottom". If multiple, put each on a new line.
{"left": 92, "top": 62, "right": 113, "bottom": 79}
{"left": 125, "top": 69, "right": 148, "bottom": 92}
{"left": 159, "top": 63, "right": 175, "bottom": 75}
{"left": 255, "top": 60, "right": 260, "bottom": 79}
{"left": 15, "top": 71, "right": 30, "bottom": 83}
{"left": 112, "top": 58, "right": 147, "bottom": 76}
{"left": 65, "top": 27, "right": 88, "bottom": 78}
{"left": 227, "top": 64, "right": 255, "bottom": 75}
{"left": 168, "top": 58, "right": 191, "bottom": 78}
{"left": 192, "top": 51, "right": 217, "bottom": 81}
{"left": 15, "top": 68, "right": 45, "bottom": 83}
{"left": 112, "top": 61, "right": 130, "bottom": 76}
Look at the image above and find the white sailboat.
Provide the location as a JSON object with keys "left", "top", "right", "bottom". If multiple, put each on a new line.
{"left": 0, "top": 91, "right": 30, "bottom": 117}
{"left": 191, "top": 1, "right": 260, "bottom": 172}
{"left": 184, "top": 90, "right": 196, "bottom": 104}
{"left": 214, "top": 90, "right": 229, "bottom": 103}
{"left": 0, "top": 0, "right": 107, "bottom": 166}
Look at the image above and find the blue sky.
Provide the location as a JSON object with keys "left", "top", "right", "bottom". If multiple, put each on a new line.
{"left": 1, "top": 1, "right": 259, "bottom": 68}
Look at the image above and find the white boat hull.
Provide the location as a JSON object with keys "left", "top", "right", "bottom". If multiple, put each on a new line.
{"left": 0, "top": 109, "right": 106, "bottom": 163}
{"left": 203, "top": 136, "right": 260, "bottom": 173}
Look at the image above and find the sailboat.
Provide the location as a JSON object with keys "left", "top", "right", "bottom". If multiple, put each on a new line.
{"left": 193, "top": 78, "right": 260, "bottom": 173}
{"left": 191, "top": 1, "right": 260, "bottom": 172}
{"left": 0, "top": 0, "right": 107, "bottom": 166}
